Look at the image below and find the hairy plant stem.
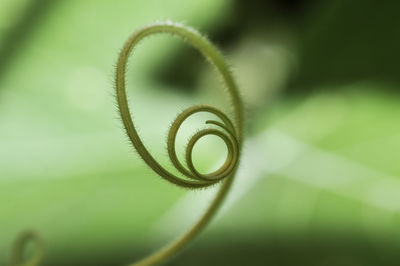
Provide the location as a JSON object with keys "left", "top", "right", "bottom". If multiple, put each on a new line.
{"left": 115, "top": 22, "right": 244, "bottom": 265}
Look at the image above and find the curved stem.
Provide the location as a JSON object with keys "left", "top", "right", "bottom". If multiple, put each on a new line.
{"left": 131, "top": 175, "right": 235, "bottom": 266}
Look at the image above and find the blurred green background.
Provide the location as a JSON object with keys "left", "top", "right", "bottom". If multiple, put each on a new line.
{"left": 1, "top": 0, "right": 400, "bottom": 265}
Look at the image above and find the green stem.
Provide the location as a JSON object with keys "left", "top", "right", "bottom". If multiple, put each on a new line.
{"left": 132, "top": 176, "right": 235, "bottom": 266}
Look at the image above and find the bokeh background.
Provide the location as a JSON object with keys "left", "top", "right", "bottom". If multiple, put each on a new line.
{"left": 1, "top": 0, "right": 400, "bottom": 265}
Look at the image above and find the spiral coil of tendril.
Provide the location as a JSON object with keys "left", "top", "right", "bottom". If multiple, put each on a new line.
{"left": 115, "top": 21, "right": 244, "bottom": 266}
{"left": 10, "top": 230, "right": 43, "bottom": 266}
{"left": 9, "top": 21, "right": 244, "bottom": 266}
{"left": 115, "top": 22, "right": 243, "bottom": 189}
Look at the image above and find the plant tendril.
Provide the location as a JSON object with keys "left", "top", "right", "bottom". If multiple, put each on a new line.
{"left": 9, "top": 21, "right": 244, "bottom": 266}
{"left": 10, "top": 230, "right": 43, "bottom": 266}
{"left": 115, "top": 21, "right": 244, "bottom": 265}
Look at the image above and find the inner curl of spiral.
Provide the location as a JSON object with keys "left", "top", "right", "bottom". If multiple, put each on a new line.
{"left": 167, "top": 104, "right": 239, "bottom": 185}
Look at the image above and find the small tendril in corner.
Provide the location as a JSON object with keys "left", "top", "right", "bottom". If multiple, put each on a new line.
{"left": 115, "top": 21, "right": 244, "bottom": 265}
{"left": 10, "top": 230, "right": 43, "bottom": 266}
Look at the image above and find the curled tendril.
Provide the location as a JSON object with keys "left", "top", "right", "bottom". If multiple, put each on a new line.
{"left": 9, "top": 21, "right": 243, "bottom": 266}
{"left": 10, "top": 230, "right": 43, "bottom": 266}
{"left": 116, "top": 21, "right": 244, "bottom": 265}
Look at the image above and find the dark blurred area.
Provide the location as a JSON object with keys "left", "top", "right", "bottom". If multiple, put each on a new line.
{"left": 0, "top": 0, "right": 57, "bottom": 79}
{"left": 295, "top": 0, "right": 400, "bottom": 91}
{"left": 156, "top": 0, "right": 400, "bottom": 94}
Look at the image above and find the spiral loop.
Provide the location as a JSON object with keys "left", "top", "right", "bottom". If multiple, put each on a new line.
{"left": 115, "top": 22, "right": 243, "bottom": 189}
{"left": 10, "top": 230, "right": 43, "bottom": 266}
